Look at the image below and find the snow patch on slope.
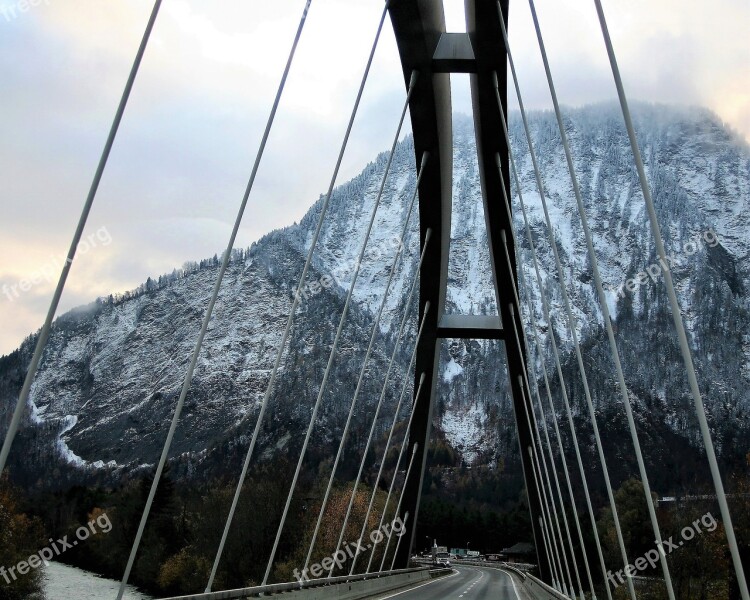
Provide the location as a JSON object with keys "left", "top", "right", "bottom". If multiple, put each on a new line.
{"left": 440, "top": 402, "right": 488, "bottom": 463}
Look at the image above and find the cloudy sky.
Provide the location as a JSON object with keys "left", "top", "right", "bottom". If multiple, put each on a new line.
{"left": 0, "top": 0, "right": 747, "bottom": 356}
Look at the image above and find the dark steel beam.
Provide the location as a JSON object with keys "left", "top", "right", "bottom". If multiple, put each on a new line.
{"left": 437, "top": 314, "right": 504, "bottom": 339}
{"left": 388, "top": 0, "right": 451, "bottom": 572}
{"left": 466, "top": 0, "right": 551, "bottom": 582}
{"left": 389, "top": 0, "right": 551, "bottom": 582}
{"left": 433, "top": 33, "right": 476, "bottom": 73}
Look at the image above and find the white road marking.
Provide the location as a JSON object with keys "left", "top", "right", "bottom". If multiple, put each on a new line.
{"left": 500, "top": 569, "right": 522, "bottom": 600}
{"left": 456, "top": 568, "right": 486, "bottom": 598}
{"left": 374, "top": 569, "right": 460, "bottom": 599}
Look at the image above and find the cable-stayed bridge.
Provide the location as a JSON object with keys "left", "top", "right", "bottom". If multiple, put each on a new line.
{"left": 0, "top": 1, "right": 747, "bottom": 600}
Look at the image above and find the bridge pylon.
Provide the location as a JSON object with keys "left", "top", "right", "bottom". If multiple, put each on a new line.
{"left": 388, "top": 0, "right": 552, "bottom": 582}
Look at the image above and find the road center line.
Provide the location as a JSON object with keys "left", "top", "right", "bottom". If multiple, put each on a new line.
{"left": 375, "top": 569, "right": 460, "bottom": 599}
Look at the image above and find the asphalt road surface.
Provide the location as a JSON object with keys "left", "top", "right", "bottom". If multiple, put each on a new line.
{"left": 371, "top": 565, "right": 527, "bottom": 600}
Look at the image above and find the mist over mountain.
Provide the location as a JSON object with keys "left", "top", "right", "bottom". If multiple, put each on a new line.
{"left": 1, "top": 102, "right": 748, "bottom": 498}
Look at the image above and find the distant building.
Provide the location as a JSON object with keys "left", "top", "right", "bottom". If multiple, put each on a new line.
{"left": 449, "top": 548, "right": 481, "bottom": 558}
{"left": 500, "top": 542, "right": 535, "bottom": 563}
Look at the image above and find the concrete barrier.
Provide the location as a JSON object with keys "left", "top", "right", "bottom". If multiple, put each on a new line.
{"left": 287, "top": 568, "right": 450, "bottom": 600}
{"left": 160, "top": 567, "right": 451, "bottom": 600}
{"left": 522, "top": 572, "right": 571, "bottom": 600}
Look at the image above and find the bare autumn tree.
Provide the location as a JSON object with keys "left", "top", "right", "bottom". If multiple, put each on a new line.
{"left": 0, "top": 475, "right": 46, "bottom": 600}
{"left": 273, "top": 483, "right": 388, "bottom": 582}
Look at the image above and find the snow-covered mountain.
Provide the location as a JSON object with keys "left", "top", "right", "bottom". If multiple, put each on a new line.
{"left": 1, "top": 103, "right": 749, "bottom": 490}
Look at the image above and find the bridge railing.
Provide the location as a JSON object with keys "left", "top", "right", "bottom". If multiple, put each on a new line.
{"left": 158, "top": 566, "right": 451, "bottom": 600}
{"left": 412, "top": 556, "right": 534, "bottom": 570}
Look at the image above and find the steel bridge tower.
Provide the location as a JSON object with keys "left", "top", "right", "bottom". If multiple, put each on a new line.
{"left": 388, "top": 0, "right": 551, "bottom": 581}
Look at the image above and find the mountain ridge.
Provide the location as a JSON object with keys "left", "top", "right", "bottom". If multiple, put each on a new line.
{"left": 1, "top": 102, "right": 749, "bottom": 497}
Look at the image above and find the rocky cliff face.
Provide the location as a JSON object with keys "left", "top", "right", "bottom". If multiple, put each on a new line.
{"left": 1, "top": 103, "right": 748, "bottom": 491}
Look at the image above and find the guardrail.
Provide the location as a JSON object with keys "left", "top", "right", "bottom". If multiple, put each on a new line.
{"left": 159, "top": 567, "right": 452, "bottom": 600}
{"left": 522, "top": 572, "right": 571, "bottom": 600}
{"left": 501, "top": 563, "right": 528, "bottom": 579}
{"left": 466, "top": 560, "right": 534, "bottom": 572}
{"left": 412, "top": 556, "right": 533, "bottom": 572}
